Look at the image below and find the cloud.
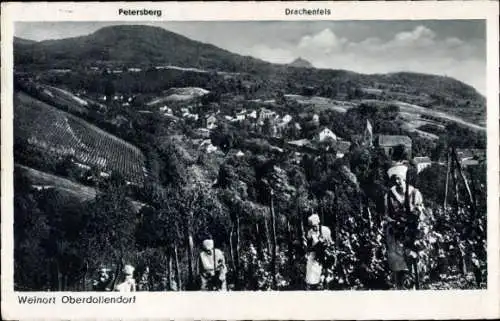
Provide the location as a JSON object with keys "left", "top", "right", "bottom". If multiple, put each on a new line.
{"left": 247, "top": 25, "right": 485, "bottom": 95}
{"left": 392, "top": 25, "right": 436, "bottom": 46}
{"left": 298, "top": 28, "right": 347, "bottom": 54}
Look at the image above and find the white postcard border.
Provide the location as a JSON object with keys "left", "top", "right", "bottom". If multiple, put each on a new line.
{"left": 1, "top": 1, "right": 499, "bottom": 320}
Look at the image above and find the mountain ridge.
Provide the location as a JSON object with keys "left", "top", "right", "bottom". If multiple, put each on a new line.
{"left": 14, "top": 25, "right": 485, "bottom": 110}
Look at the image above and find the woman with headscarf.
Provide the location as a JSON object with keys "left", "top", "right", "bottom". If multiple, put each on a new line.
{"left": 114, "top": 264, "right": 136, "bottom": 292}
{"left": 304, "top": 213, "right": 333, "bottom": 290}
{"left": 92, "top": 266, "right": 113, "bottom": 291}
{"left": 383, "top": 164, "right": 424, "bottom": 289}
{"left": 199, "top": 237, "right": 227, "bottom": 291}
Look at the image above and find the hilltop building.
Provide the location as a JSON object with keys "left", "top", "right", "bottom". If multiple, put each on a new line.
{"left": 376, "top": 135, "right": 412, "bottom": 160}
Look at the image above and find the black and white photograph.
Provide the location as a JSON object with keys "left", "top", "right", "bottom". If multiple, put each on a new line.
{"left": 10, "top": 18, "right": 490, "bottom": 293}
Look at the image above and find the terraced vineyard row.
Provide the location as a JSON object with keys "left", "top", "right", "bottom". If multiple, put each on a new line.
{"left": 14, "top": 91, "right": 147, "bottom": 184}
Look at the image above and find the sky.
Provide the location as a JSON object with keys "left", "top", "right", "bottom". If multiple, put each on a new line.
{"left": 15, "top": 20, "right": 486, "bottom": 95}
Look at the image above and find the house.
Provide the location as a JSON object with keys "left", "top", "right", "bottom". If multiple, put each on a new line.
{"left": 183, "top": 112, "right": 199, "bottom": 121}
{"left": 315, "top": 127, "right": 338, "bottom": 142}
{"left": 335, "top": 140, "right": 352, "bottom": 159}
{"left": 287, "top": 139, "right": 310, "bottom": 147}
{"left": 258, "top": 108, "right": 276, "bottom": 122}
{"left": 377, "top": 135, "right": 412, "bottom": 160}
{"left": 206, "top": 115, "right": 217, "bottom": 130}
{"left": 456, "top": 149, "right": 486, "bottom": 162}
{"left": 160, "top": 106, "right": 173, "bottom": 115}
{"left": 282, "top": 114, "right": 293, "bottom": 124}
{"left": 413, "top": 156, "right": 432, "bottom": 173}
{"left": 248, "top": 110, "right": 258, "bottom": 119}
{"left": 232, "top": 113, "right": 246, "bottom": 122}
{"left": 461, "top": 159, "right": 480, "bottom": 167}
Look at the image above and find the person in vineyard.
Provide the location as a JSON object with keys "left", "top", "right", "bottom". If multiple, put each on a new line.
{"left": 383, "top": 164, "right": 424, "bottom": 289}
{"left": 92, "top": 266, "right": 113, "bottom": 291}
{"left": 198, "top": 237, "right": 227, "bottom": 291}
{"left": 303, "top": 214, "right": 333, "bottom": 290}
{"left": 114, "top": 264, "right": 137, "bottom": 292}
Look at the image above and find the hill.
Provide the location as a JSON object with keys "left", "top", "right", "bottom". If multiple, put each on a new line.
{"left": 15, "top": 164, "right": 146, "bottom": 212}
{"left": 288, "top": 57, "right": 314, "bottom": 68}
{"left": 14, "top": 25, "right": 485, "bottom": 123}
{"left": 14, "top": 25, "right": 274, "bottom": 73}
{"left": 13, "top": 37, "right": 36, "bottom": 46}
{"left": 14, "top": 91, "right": 147, "bottom": 184}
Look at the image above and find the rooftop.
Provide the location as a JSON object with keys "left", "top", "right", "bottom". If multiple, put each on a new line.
{"left": 413, "top": 156, "right": 431, "bottom": 164}
{"left": 377, "top": 135, "right": 412, "bottom": 147}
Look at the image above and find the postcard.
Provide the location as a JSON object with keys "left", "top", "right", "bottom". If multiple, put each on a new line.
{"left": 1, "top": 1, "right": 499, "bottom": 320}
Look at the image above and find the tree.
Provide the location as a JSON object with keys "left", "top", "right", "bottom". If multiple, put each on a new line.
{"left": 79, "top": 175, "right": 137, "bottom": 271}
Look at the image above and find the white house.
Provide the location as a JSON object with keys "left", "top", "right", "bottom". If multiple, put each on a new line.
{"left": 258, "top": 108, "right": 276, "bottom": 122}
{"left": 160, "top": 106, "right": 173, "bottom": 115}
{"left": 413, "top": 156, "right": 432, "bottom": 173}
{"left": 248, "top": 110, "right": 258, "bottom": 119}
{"left": 282, "top": 114, "right": 293, "bottom": 124}
{"left": 235, "top": 114, "right": 246, "bottom": 121}
{"left": 316, "top": 128, "right": 337, "bottom": 142}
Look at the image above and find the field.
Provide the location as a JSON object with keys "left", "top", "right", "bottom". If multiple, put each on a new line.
{"left": 14, "top": 91, "right": 147, "bottom": 185}
{"left": 16, "top": 164, "right": 98, "bottom": 201}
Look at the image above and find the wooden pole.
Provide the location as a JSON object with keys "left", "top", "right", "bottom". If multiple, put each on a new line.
{"left": 467, "top": 166, "right": 478, "bottom": 212}
{"left": 174, "top": 242, "right": 181, "bottom": 291}
{"left": 334, "top": 185, "right": 339, "bottom": 250}
{"left": 287, "top": 219, "right": 293, "bottom": 258}
{"left": 229, "top": 229, "right": 235, "bottom": 271}
{"left": 167, "top": 250, "right": 172, "bottom": 291}
{"left": 264, "top": 218, "right": 271, "bottom": 254}
{"left": 255, "top": 222, "right": 264, "bottom": 260}
{"left": 234, "top": 205, "right": 241, "bottom": 289}
{"left": 366, "top": 198, "right": 373, "bottom": 230}
{"left": 451, "top": 155, "right": 460, "bottom": 215}
{"left": 270, "top": 189, "right": 278, "bottom": 290}
{"left": 451, "top": 148, "right": 475, "bottom": 215}
{"left": 443, "top": 149, "right": 451, "bottom": 212}
{"left": 186, "top": 212, "right": 194, "bottom": 289}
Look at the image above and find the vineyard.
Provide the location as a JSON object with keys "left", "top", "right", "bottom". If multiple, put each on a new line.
{"left": 14, "top": 91, "right": 147, "bottom": 185}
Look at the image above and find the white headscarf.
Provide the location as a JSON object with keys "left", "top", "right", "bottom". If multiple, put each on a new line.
{"left": 122, "top": 265, "right": 135, "bottom": 276}
{"left": 387, "top": 164, "right": 408, "bottom": 180}
{"left": 202, "top": 239, "right": 214, "bottom": 251}
{"left": 308, "top": 214, "right": 320, "bottom": 226}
